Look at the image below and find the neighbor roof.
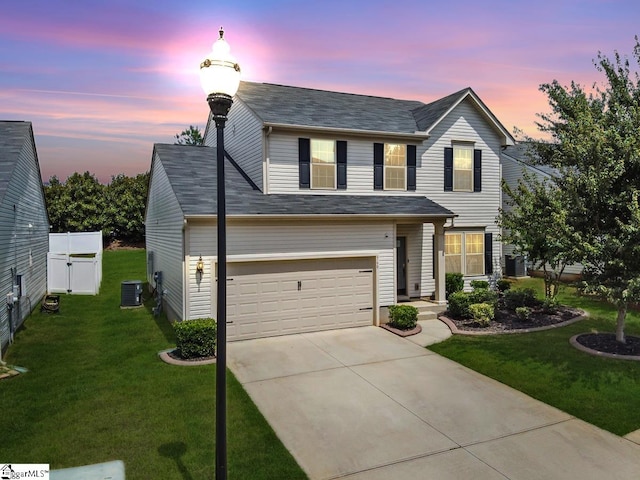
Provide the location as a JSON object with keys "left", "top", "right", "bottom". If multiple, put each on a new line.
{"left": 502, "top": 143, "right": 558, "bottom": 178}
{"left": 234, "top": 81, "right": 515, "bottom": 145}
{"left": 152, "top": 144, "right": 454, "bottom": 219}
{"left": 0, "top": 121, "right": 34, "bottom": 205}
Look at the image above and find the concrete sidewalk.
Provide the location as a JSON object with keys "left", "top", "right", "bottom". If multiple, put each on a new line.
{"left": 228, "top": 326, "right": 640, "bottom": 480}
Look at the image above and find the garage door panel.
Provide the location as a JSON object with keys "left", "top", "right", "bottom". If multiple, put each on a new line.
{"left": 226, "top": 258, "right": 375, "bottom": 341}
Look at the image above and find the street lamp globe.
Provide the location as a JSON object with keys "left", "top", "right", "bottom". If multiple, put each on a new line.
{"left": 200, "top": 28, "right": 241, "bottom": 120}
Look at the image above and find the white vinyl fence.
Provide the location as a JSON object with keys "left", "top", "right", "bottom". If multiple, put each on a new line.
{"left": 47, "top": 232, "right": 103, "bottom": 295}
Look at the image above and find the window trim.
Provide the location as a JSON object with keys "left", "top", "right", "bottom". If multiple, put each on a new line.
{"left": 383, "top": 143, "right": 407, "bottom": 191}
{"left": 452, "top": 143, "right": 474, "bottom": 192}
{"left": 310, "top": 139, "right": 337, "bottom": 190}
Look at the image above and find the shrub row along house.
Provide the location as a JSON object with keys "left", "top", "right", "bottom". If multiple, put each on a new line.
{"left": 0, "top": 121, "right": 49, "bottom": 354}
{"left": 145, "top": 81, "right": 515, "bottom": 341}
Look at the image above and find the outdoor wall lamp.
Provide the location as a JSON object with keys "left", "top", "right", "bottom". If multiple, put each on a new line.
{"left": 196, "top": 256, "right": 204, "bottom": 275}
{"left": 199, "top": 26, "right": 241, "bottom": 480}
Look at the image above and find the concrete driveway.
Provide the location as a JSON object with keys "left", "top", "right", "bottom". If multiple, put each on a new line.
{"left": 228, "top": 326, "right": 640, "bottom": 480}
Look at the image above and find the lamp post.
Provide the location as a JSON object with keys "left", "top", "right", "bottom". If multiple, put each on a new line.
{"left": 199, "top": 27, "right": 241, "bottom": 480}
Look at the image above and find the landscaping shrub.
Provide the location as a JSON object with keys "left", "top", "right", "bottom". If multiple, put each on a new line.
{"left": 448, "top": 291, "right": 472, "bottom": 319}
{"left": 470, "top": 280, "right": 489, "bottom": 290}
{"left": 469, "top": 303, "right": 495, "bottom": 327}
{"left": 469, "top": 288, "right": 498, "bottom": 306}
{"left": 496, "top": 279, "right": 512, "bottom": 292}
{"left": 388, "top": 305, "right": 418, "bottom": 330}
{"left": 515, "top": 306, "right": 531, "bottom": 322}
{"left": 174, "top": 318, "right": 217, "bottom": 359}
{"left": 542, "top": 296, "right": 560, "bottom": 314}
{"left": 446, "top": 273, "right": 464, "bottom": 297}
{"left": 503, "top": 288, "right": 537, "bottom": 311}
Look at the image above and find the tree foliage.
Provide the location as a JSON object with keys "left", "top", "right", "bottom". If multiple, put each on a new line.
{"left": 525, "top": 38, "right": 640, "bottom": 343}
{"left": 44, "top": 171, "right": 149, "bottom": 244}
{"left": 175, "top": 125, "right": 204, "bottom": 146}
{"left": 499, "top": 170, "right": 580, "bottom": 299}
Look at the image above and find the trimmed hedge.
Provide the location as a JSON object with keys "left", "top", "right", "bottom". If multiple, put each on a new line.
{"left": 470, "top": 280, "right": 489, "bottom": 290}
{"left": 388, "top": 304, "right": 419, "bottom": 330}
{"left": 448, "top": 291, "right": 472, "bottom": 319}
{"left": 174, "top": 318, "right": 217, "bottom": 359}
{"left": 503, "top": 288, "right": 537, "bottom": 311}
{"left": 496, "top": 279, "right": 512, "bottom": 292}
{"left": 469, "top": 302, "right": 495, "bottom": 327}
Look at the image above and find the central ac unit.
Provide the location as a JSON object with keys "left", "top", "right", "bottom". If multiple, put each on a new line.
{"left": 121, "top": 280, "right": 143, "bottom": 307}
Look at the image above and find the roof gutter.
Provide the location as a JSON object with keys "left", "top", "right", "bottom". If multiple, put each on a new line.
{"left": 185, "top": 212, "right": 457, "bottom": 221}
{"left": 263, "top": 123, "right": 430, "bottom": 142}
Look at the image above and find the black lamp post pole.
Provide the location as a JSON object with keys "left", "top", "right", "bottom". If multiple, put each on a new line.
{"left": 209, "top": 93, "right": 233, "bottom": 480}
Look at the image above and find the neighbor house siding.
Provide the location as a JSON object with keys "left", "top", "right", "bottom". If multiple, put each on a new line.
{"left": 185, "top": 220, "right": 395, "bottom": 319}
{"left": 205, "top": 99, "right": 264, "bottom": 191}
{"left": 145, "top": 156, "right": 185, "bottom": 321}
{"left": 0, "top": 131, "right": 49, "bottom": 350}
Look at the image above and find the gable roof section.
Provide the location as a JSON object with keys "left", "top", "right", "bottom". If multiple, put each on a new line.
{"left": 234, "top": 82, "right": 514, "bottom": 146}
{"left": 412, "top": 88, "right": 514, "bottom": 146}
{"left": 153, "top": 144, "right": 454, "bottom": 219}
{"left": 0, "top": 121, "right": 33, "bottom": 206}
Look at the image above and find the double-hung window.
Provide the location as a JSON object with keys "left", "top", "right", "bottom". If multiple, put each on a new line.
{"left": 453, "top": 144, "right": 473, "bottom": 192}
{"left": 384, "top": 143, "right": 406, "bottom": 190}
{"left": 445, "top": 232, "right": 485, "bottom": 276}
{"left": 311, "top": 139, "right": 336, "bottom": 189}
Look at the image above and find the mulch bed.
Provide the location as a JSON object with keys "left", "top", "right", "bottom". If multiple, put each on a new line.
{"left": 445, "top": 305, "right": 584, "bottom": 334}
{"left": 574, "top": 333, "right": 640, "bottom": 357}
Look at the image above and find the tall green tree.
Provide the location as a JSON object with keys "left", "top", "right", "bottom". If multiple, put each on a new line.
{"left": 531, "top": 38, "right": 640, "bottom": 343}
{"left": 175, "top": 125, "right": 204, "bottom": 145}
{"left": 499, "top": 170, "right": 580, "bottom": 299}
{"left": 104, "top": 172, "right": 149, "bottom": 243}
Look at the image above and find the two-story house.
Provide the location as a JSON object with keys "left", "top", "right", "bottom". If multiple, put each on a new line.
{"left": 145, "top": 82, "right": 514, "bottom": 341}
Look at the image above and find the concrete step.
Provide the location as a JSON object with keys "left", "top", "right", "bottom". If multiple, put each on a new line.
{"left": 417, "top": 311, "right": 438, "bottom": 321}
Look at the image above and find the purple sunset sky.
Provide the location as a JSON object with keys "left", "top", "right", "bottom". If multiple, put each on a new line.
{"left": 2, "top": 0, "right": 639, "bottom": 182}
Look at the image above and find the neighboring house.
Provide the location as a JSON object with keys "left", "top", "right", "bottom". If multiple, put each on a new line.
{"left": 146, "top": 81, "right": 514, "bottom": 341}
{"left": 0, "top": 121, "right": 50, "bottom": 353}
{"left": 501, "top": 143, "right": 582, "bottom": 280}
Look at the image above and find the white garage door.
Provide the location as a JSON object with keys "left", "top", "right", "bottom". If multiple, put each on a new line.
{"left": 225, "top": 258, "right": 375, "bottom": 341}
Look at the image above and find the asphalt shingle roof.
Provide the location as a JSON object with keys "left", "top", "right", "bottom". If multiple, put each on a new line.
{"left": 236, "top": 82, "right": 469, "bottom": 135}
{"left": 154, "top": 144, "right": 454, "bottom": 218}
{"left": 503, "top": 143, "right": 558, "bottom": 178}
{"left": 0, "top": 121, "right": 32, "bottom": 205}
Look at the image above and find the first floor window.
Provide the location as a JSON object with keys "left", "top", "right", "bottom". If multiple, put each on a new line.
{"left": 384, "top": 143, "right": 406, "bottom": 190}
{"left": 445, "top": 232, "right": 485, "bottom": 276}
{"left": 311, "top": 139, "right": 336, "bottom": 189}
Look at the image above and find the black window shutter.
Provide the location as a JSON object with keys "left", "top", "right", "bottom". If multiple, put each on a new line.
{"left": 407, "top": 145, "right": 416, "bottom": 191}
{"left": 484, "top": 232, "right": 493, "bottom": 275}
{"left": 337, "top": 141, "right": 347, "bottom": 189}
{"left": 373, "top": 143, "right": 384, "bottom": 190}
{"left": 444, "top": 147, "right": 453, "bottom": 191}
{"left": 299, "top": 138, "right": 310, "bottom": 189}
{"left": 474, "top": 149, "right": 482, "bottom": 192}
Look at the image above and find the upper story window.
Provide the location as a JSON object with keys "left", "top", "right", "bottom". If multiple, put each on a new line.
{"left": 299, "top": 138, "right": 347, "bottom": 190}
{"left": 311, "top": 139, "right": 336, "bottom": 189}
{"left": 384, "top": 144, "right": 407, "bottom": 190}
{"left": 444, "top": 144, "right": 482, "bottom": 193}
{"left": 374, "top": 143, "right": 416, "bottom": 191}
{"left": 453, "top": 144, "right": 473, "bottom": 192}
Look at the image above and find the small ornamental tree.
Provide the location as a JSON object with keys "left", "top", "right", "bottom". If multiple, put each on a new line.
{"left": 499, "top": 170, "right": 580, "bottom": 299}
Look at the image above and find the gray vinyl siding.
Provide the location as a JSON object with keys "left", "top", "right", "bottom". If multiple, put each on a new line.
{"left": 0, "top": 133, "right": 49, "bottom": 351}
{"left": 419, "top": 100, "right": 502, "bottom": 285}
{"left": 186, "top": 220, "right": 395, "bottom": 319}
{"left": 268, "top": 132, "right": 421, "bottom": 195}
{"left": 145, "top": 156, "right": 186, "bottom": 321}
{"left": 205, "top": 99, "right": 264, "bottom": 191}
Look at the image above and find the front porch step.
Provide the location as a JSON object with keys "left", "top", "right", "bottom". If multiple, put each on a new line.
{"left": 399, "top": 299, "right": 446, "bottom": 318}
{"left": 417, "top": 311, "right": 438, "bottom": 321}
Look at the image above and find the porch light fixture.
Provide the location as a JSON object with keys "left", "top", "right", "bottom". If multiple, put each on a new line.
{"left": 196, "top": 256, "right": 204, "bottom": 275}
{"left": 199, "top": 26, "right": 241, "bottom": 480}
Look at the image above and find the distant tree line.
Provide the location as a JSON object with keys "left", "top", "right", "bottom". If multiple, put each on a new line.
{"left": 44, "top": 171, "right": 149, "bottom": 244}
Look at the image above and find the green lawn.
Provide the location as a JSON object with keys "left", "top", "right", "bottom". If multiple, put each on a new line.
{"left": 430, "top": 277, "right": 640, "bottom": 436}
{"left": 0, "top": 249, "right": 307, "bottom": 480}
